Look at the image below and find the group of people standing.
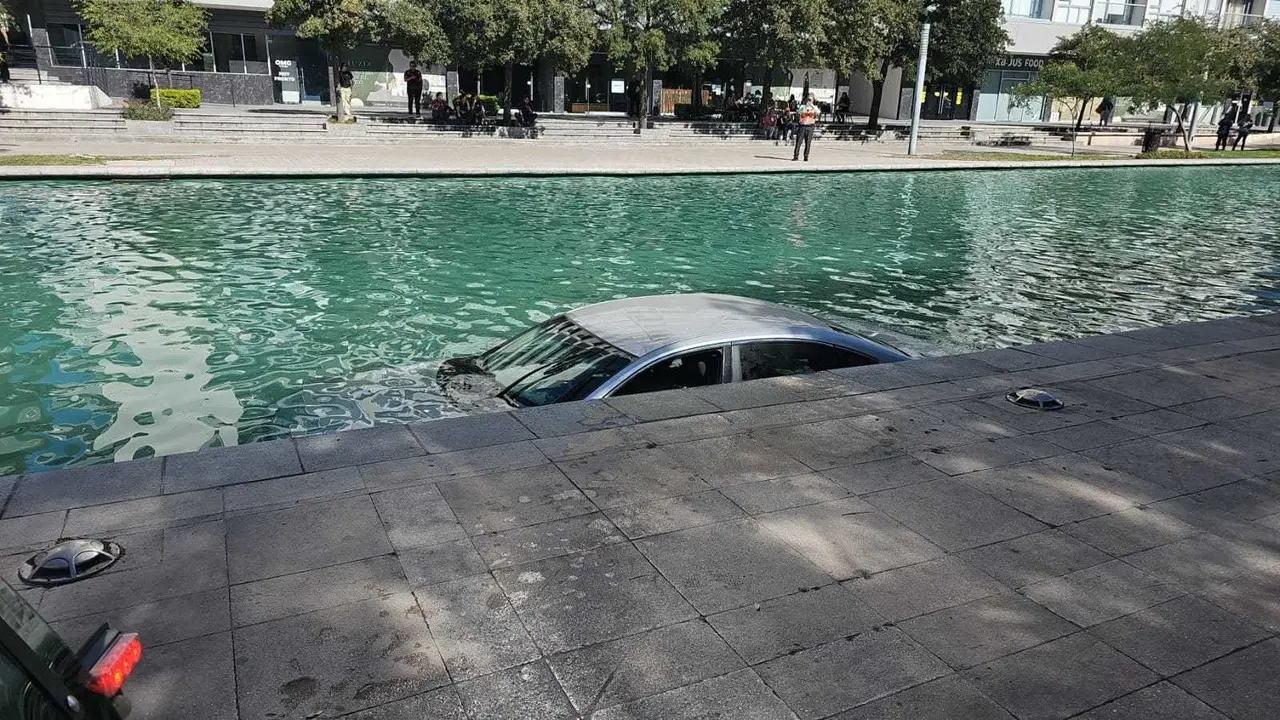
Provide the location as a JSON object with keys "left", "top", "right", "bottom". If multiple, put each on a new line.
{"left": 1215, "top": 106, "right": 1255, "bottom": 151}
{"left": 761, "top": 94, "right": 820, "bottom": 161}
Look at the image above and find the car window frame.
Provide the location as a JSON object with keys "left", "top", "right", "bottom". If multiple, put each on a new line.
{"left": 604, "top": 344, "right": 730, "bottom": 397}
{"left": 730, "top": 339, "right": 877, "bottom": 382}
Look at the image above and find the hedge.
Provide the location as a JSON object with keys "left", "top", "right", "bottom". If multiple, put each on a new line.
{"left": 477, "top": 94, "right": 500, "bottom": 116}
{"left": 149, "top": 88, "right": 201, "bottom": 108}
{"left": 123, "top": 101, "right": 174, "bottom": 121}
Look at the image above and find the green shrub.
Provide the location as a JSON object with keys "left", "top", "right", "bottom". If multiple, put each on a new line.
{"left": 1137, "top": 149, "right": 1209, "bottom": 159}
{"left": 149, "top": 88, "right": 201, "bottom": 108}
{"left": 476, "top": 94, "right": 500, "bottom": 117}
{"left": 122, "top": 101, "right": 174, "bottom": 121}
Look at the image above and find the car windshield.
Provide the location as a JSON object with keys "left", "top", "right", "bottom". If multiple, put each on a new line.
{"left": 479, "top": 316, "right": 632, "bottom": 407}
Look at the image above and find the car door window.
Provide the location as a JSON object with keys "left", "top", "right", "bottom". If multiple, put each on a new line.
{"left": 737, "top": 341, "right": 874, "bottom": 381}
{"left": 612, "top": 348, "right": 724, "bottom": 396}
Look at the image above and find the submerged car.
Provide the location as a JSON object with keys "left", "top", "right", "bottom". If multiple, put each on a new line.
{"left": 438, "top": 293, "right": 910, "bottom": 408}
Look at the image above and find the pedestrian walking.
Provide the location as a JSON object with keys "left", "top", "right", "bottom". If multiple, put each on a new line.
{"left": 1096, "top": 97, "right": 1114, "bottom": 127}
{"left": 404, "top": 60, "right": 423, "bottom": 116}
{"left": 1215, "top": 115, "right": 1233, "bottom": 151}
{"left": 336, "top": 62, "right": 354, "bottom": 121}
{"left": 792, "top": 94, "right": 818, "bottom": 162}
{"left": 1233, "top": 117, "right": 1253, "bottom": 150}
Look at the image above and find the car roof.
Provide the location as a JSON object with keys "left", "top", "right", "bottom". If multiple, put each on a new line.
{"left": 565, "top": 293, "right": 834, "bottom": 357}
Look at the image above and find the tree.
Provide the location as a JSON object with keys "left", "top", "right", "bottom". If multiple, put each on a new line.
{"left": 440, "top": 0, "right": 595, "bottom": 123}
{"left": 601, "top": 0, "right": 722, "bottom": 129}
{"left": 841, "top": 0, "right": 1007, "bottom": 130}
{"left": 378, "top": 0, "right": 450, "bottom": 67}
{"left": 1011, "top": 26, "right": 1128, "bottom": 133}
{"left": 825, "top": 0, "right": 914, "bottom": 122}
{"left": 1258, "top": 22, "right": 1280, "bottom": 132}
{"left": 269, "top": 0, "right": 384, "bottom": 119}
{"left": 1127, "top": 18, "right": 1236, "bottom": 151}
{"left": 719, "top": 0, "right": 827, "bottom": 105}
{"left": 78, "top": 0, "right": 208, "bottom": 102}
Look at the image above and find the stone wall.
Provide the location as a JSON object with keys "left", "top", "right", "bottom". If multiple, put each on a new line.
{"left": 46, "top": 66, "right": 274, "bottom": 105}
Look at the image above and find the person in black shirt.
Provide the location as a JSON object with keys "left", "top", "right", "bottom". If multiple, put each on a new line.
{"left": 1215, "top": 115, "right": 1233, "bottom": 151}
{"left": 404, "top": 61, "right": 423, "bottom": 116}
{"left": 1234, "top": 117, "right": 1253, "bottom": 150}
{"left": 336, "top": 62, "right": 354, "bottom": 121}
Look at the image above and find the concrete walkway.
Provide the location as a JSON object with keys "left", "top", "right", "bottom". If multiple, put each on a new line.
{"left": 2, "top": 138, "right": 1279, "bottom": 179}
{"left": 3, "top": 312, "right": 1280, "bottom": 719}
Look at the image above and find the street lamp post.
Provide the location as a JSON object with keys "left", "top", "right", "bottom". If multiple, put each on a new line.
{"left": 907, "top": 5, "right": 938, "bottom": 156}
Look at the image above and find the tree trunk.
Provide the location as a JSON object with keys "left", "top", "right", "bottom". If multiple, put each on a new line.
{"left": 330, "top": 52, "right": 341, "bottom": 121}
{"left": 503, "top": 61, "right": 514, "bottom": 124}
{"left": 1075, "top": 99, "right": 1088, "bottom": 130}
{"left": 868, "top": 58, "right": 891, "bottom": 130}
{"left": 691, "top": 67, "right": 703, "bottom": 113}
{"left": 1269, "top": 104, "right": 1277, "bottom": 133}
{"left": 1168, "top": 103, "right": 1192, "bottom": 152}
{"left": 639, "top": 56, "right": 652, "bottom": 134}
{"left": 764, "top": 64, "right": 776, "bottom": 106}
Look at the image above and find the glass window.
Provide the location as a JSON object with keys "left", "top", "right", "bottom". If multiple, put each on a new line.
{"left": 738, "top": 341, "right": 873, "bottom": 382}
{"left": 480, "top": 316, "right": 633, "bottom": 407}
{"left": 212, "top": 32, "right": 243, "bottom": 73}
{"left": 47, "top": 24, "right": 84, "bottom": 67}
{"left": 243, "top": 34, "right": 269, "bottom": 75}
{"left": 614, "top": 348, "right": 724, "bottom": 396}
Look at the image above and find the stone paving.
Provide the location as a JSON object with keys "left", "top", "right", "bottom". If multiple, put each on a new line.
{"left": 3, "top": 312, "right": 1280, "bottom": 719}
{"left": 2, "top": 138, "right": 1280, "bottom": 179}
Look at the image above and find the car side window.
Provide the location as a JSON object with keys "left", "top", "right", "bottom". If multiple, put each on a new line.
{"left": 612, "top": 348, "right": 724, "bottom": 396}
{"left": 737, "top": 341, "right": 874, "bottom": 382}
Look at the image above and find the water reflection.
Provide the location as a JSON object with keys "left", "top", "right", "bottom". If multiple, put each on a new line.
{"left": 1, "top": 167, "right": 1277, "bottom": 475}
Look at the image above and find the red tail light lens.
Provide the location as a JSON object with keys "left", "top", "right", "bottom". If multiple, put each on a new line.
{"left": 86, "top": 633, "right": 142, "bottom": 697}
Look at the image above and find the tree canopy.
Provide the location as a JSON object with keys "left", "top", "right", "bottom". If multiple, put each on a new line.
{"left": 1012, "top": 25, "right": 1129, "bottom": 129}
{"left": 719, "top": 0, "right": 827, "bottom": 99}
{"left": 77, "top": 0, "right": 208, "bottom": 94}
{"left": 601, "top": 0, "right": 722, "bottom": 119}
{"left": 1127, "top": 17, "right": 1237, "bottom": 149}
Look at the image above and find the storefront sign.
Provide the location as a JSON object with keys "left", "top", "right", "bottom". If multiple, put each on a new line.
{"left": 991, "top": 54, "right": 1046, "bottom": 70}
{"left": 611, "top": 79, "right": 625, "bottom": 94}
{"left": 272, "top": 58, "right": 301, "bottom": 104}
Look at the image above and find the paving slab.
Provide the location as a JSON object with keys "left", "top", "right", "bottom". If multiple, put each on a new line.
{"left": 415, "top": 574, "right": 541, "bottom": 680}
{"left": 163, "top": 439, "right": 302, "bottom": 492}
{"left": 957, "top": 529, "right": 1113, "bottom": 589}
{"left": 125, "top": 631, "right": 238, "bottom": 720}
{"left": 753, "top": 418, "right": 901, "bottom": 471}
{"left": 549, "top": 619, "right": 744, "bottom": 714}
{"left": 229, "top": 554, "right": 406, "bottom": 627}
{"left": 631, "top": 413, "right": 738, "bottom": 444}
{"left": 492, "top": 542, "right": 696, "bottom": 653}
{"left": 1123, "top": 532, "right": 1280, "bottom": 592}
{"left": 371, "top": 483, "right": 466, "bottom": 550}
{"left": 833, "top": 674, "right": 1014, "bottom": 719}
{"left": 472, "top": 512, "right": 626, "bottom": 568}
{"left": 0, "top": 509, "right": 65, "bottom": 552}
{"left": 866, "top": 479, "right": 1047, "bottom": 551}
{"left": 1090, "top": 594, "right": 1268, "bottom": 676}
{"left": 1072, "top": 682, "right": 1228, "bottom": 720}
{"left": 1086, "top": 367, "right": 1236, "bottom": 407}
{"left": 512, "top": 399, "right": 634, "bottom": 437}
{"left": 556, "top": 446, "right": 711, "bottom": 509}
{"left": 963, "top": 632, "right": 1158, "bottom": 720}
{"left": 757, "top": 499, "right": 943, "bottom": 579}
{"left": 455, "top": 661, "right": 579, "bottom": 720}
{"left": 1060, "top": 505, "right": 1202, "bottom": 556}
{"left": 533, "top": 426, "right": 647, "bottom": 461}
{"left": 944, "top": 397, "right": 1094, "bottom": 434}
{"left": 62, "top": 488, "right": 222, "bottom": 536}
{"left": 1200, "top": 567, "right": 1280, "bottom": 633}
{"left": 662, "top": 433, "right": 813, "bottom": 487}
{"left": 637, "top": 518, "right": 834, "bottom": 614}
{"left": 1031, "top": 420, "right": 1142, "bottom": 451}
{"left": 396, "top": 538, "right": 488, "bottom": 589}
{"left": 50, "top": 586, "right": 230, "bottom": 650}
{"left": 225, "top": 494, "right": 392, "bottom": 584}
{"left": 842, "top": 556, "right": 1006, "bottom": 622}
{"left": 408, "top": 411, "right": 535, "bottom": 453}
{"left": 436, "top": 464, "right": 595, "bottom": 534}
{"left": 842, "top": 408, "right": 984, "bottom": 452}
{"left": 718, "top": 473, "right": 851, "bottom": 515}
{"left": 706, "top": 583, "right": 885, "bottom": 665}
{"left": 1031, "top": 453, "right": 1176, "bottom": 505}
{"left": 296, "top": 425, "right": 424, "bottom": 472}
{"left": 603, "top": 490, "right": 746, "bottom": 539}
{"left": 1223, "top": 408, "right": 1280, "bottom": 443}
{"left": 357, "top": 441, "right": 548, "bottom": 491}
{"left": 222, "top": 467, "right": 362, "bottom": 512}
{"left": 755, "top": 628, "right": 952, "bottom": 719}
{"left": 343, "top": 686, "right": 469, "bottom": 720}
{"left": 1105, "top": 407, "right": 1206, "bottom": 435}
{"left": 605, "top": 387, "right": 721, "bottom": 421}
{"left": 898, "top": 592, "right": 1076, "bottom": 670}
{"left": 819, "top": 455, "right": 949, "bottom": 495}
{"left": 961, "top": 462, "right": 1135, "bottom": 526}
{"left": 691, "top": 373, "right": 854, "bottom": 410}
{"left": 913, "top": 436, "right": 1064, "bottom": 476}
{"left": 233, "top": 592, "right": 449, "bottom": 718}
{"left": 1173, "top": 638, "right": 1280, "bottom": 720}
{"left": 592, "top": 668, "right": 798, "bottom": 720}
{"left": 1020, "top": 559, "right": 1185, "bottom": 627}
{"left": 6, "top": 458, "right": 163, "bottom": 516}
{"left": 1082, "top": 437, "right": 1250, "bottom": 494}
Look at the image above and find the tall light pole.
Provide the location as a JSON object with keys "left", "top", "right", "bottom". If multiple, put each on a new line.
{"left": 907, "top": 4, "right": 938, "bottom": 156}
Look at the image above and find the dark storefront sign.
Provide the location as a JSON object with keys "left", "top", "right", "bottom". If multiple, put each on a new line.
{"left": 272, "top": 58, "right": 301, "bottom": 103}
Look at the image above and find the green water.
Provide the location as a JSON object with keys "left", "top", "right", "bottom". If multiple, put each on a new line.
{"left": 2, "top": 167, "right": 1278, "bottom": 475}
